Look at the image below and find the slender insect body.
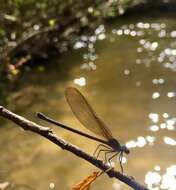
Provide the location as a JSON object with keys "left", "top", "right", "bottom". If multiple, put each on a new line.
{"left": 37, "top": 87, "right": 130, "bottom": 173}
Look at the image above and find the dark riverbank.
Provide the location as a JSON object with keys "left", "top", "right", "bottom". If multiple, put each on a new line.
{"left": 0, "top": 0, "right": 176, "bottom": 104}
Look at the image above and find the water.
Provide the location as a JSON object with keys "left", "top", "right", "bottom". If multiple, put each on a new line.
{"left": 0, "top": 13, "right": 176, "bottom": 190}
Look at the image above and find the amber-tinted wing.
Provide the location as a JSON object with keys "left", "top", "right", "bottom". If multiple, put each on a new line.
{"left": 65, "top": 87, "right": 113, "bottom": 140}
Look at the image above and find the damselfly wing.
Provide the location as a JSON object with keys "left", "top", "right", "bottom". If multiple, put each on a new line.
{"left": 65, "top": 87, "right": 113, "bottom": 141}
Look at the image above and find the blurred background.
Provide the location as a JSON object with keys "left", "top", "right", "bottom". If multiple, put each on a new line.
{"left": 0, "top": 0, "right": 176, "bottom": 190}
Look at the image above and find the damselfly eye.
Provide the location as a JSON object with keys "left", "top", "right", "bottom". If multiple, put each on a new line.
{"left": 122, "top": 145, "right": 130, "bottom": 154}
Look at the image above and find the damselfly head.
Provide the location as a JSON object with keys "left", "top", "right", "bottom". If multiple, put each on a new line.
{"left": 121, "top": 145, "right": 130, "bottom": 154}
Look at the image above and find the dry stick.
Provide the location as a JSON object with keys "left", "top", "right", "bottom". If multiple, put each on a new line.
{"left": 0, "top": 106, "right": 149, "bottom": 190}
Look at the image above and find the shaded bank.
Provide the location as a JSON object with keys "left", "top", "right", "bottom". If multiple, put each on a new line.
{"left": 1, "top": 0, "right": 176, "bottom": 78}
{"left": 0, "top": 0, "right": 176, "bottom": 104}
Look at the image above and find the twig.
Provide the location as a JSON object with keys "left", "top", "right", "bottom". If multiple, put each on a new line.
{"left": 0, "top": 106, "right": 149, "bottom": 190}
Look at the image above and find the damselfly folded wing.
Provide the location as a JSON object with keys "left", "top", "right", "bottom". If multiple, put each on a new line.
{"left": 65, "top": 87, "right": 113, "bottom": 140}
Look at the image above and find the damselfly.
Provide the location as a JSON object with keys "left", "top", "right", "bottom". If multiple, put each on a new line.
{"left": 37, "top": 87, "right": 129, "bottom": 172}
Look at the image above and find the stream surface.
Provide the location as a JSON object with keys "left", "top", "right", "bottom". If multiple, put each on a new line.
{"left": 0, "top": 12, "right": 176, "bottom": 190}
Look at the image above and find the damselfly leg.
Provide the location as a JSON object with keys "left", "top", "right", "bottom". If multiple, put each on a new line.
{"left": 94, "top": 145, "right": 123, "bottom": 172}
{"left": 93, "top": 144, "right": 117, "bottom": 168}
{"left": 105, "top": 151, "right": 124, "bottom": 173}
{"left": 93, "top": 144, "right": 111, "bottom": 158}
{"left": 104, "top": 150, "right": 116, "bottom": 163}
{"left": 93, "top": 144, "right": 115, "bottom": 165}
{"left": 119, "top": 151, "right": 124, "bottom": 173}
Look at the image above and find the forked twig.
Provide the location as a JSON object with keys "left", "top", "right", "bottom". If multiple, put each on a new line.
{"left": 0, "top": 106, "right": 149, "bottom": 190}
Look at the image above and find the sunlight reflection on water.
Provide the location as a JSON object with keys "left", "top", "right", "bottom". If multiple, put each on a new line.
{"left": 126, "top": 136, "right": 155, "bottom": 149}
{"left": 148, "top": 113, "right": 176, "bottom": 132}
{"left": 145, "top": 165, "right": 176, "bottom": 190}
{"left": 73, "top": 77, "right": 86, "bottom": 86}
{"left": 164, "top": 137, "right": 176, "bottom": 146}
{"left": 72, "top": 19, "right": 176, "bottom": 190}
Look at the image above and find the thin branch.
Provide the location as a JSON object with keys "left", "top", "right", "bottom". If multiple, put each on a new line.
{"left": 0, "top": 106, "right": 149, "bottom": 190}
